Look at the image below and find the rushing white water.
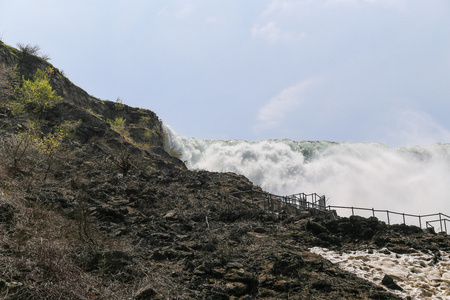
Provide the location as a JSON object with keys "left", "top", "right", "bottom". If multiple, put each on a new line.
{"left": 310, "top": 247, "right": 450, "bottom": 299}
{"left": 163, "top": 124, "right": 450, "bottom": 219}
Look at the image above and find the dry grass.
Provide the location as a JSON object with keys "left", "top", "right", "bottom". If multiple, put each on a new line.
{"left": 0, "top": 189, "right": 140, "bottom": 299}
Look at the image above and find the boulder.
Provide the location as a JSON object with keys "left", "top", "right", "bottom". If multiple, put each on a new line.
{"left": 381, "top": 275, "right": 403, "bottom": 291}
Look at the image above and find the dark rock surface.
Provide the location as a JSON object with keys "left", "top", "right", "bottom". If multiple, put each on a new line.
{"left": 381, "top": 275, "right": 403, "bottom": 291}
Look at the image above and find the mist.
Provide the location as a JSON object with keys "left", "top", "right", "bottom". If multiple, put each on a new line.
{"left": 163, "top": 124, "right": 450, "bottom": 220}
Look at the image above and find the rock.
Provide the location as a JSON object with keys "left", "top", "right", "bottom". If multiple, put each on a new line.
{"left": 425, "top": 227, "right": 436, "bottom": 234}
{"left": 306, "top": 220, "right": 329, "bottom": 235}
{"left": 381, "top": 275, "right": 403, "bottom": 291}
{"left": 253, "top": 226, "right": 266, "bottom": 233}
{"left": 93, "top": 205, "right": 126, "bottom": 223}
{"left": 134, "top": 284, "right": 157, "bottom": 299}
{"left": 163, "top": 209, "right": 178, "bottom": 220}
{"left": 0, "top": 202, "right": 14, "bottom": 224}
{"left": 271, "top": 255, "right": 304, "bottom": 277}
{"left": 225, "top": 282, "right": 248, "bottom": 296}
{"left": 226, "top": 262, "right": 244, "bottom": 269}
{"left": 312, "top": 279, "right": 332, "bottom": 292}
{"left": 389, "top": 245, "right": 415, "bottom": 254}
{"left": 224, "top": 268, "right": 254, "bottom": 283}
{"left": 273, "top": 279, "right": 289, "bottom": 292}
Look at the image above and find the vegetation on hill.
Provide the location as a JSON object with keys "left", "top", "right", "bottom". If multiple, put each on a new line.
{"left": 1, "top": 41, "right": 446, "bottom": 299}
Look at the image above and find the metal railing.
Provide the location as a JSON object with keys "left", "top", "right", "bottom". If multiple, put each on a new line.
{"left": 226, "top": 190, "right": 326, "bottom": 215}
{"left": 327, "top": 205, "right": 450, "bottom": 234}
{"left": 224, "top": 190, "right": 450, "bottom": 234}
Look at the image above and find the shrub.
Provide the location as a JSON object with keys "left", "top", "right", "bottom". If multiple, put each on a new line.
{"left": 40, "top": 53, "right": 51, "bottom": 61}
{"left": 115, "top": 97, "right": 125, "bottom": 111}
{"left": 0, "top": 132, "right": 37, "bottom": 176}
{"left": 16, "top": 43, "right": 51, "bottom": 61}
{"left": 38, "top": 124, "right": 69, "bottom": 179}
{"left": 17, "top": 43, "right": 41, "bottom": 56}
{"left": 14, "top": 68, "right": 62, "bottom": 113}
{"left": 107, "top": 117, "right": 128, "bottom": 137}
{"left": 110, "top": 143, "right": 133, "bottom": 176}
{"left": 138, "top": 116, "right": 152, "bottom": 126}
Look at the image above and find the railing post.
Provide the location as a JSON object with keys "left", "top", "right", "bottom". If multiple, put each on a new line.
{"left": 419, "top": 216, "right": 422, "bottom": 229}
{"left": 387, "top": 211, "right": 390, "bottom": 225}
{"left": 372, "top": 208, "right": 375, "bottom": 217}
{"left": 351, "top": 207, "right": 354, "bottom": 216}
{"left": 440, "top": 213, "right": 443, "bottom": 232}
{"left": 403, "top": 213, "right": 405, "bottom": 225}
{"left": 270, "top": 194, "right": 274, "bottom": 214}
{"left": 318, "top": 196, "right": 326, "bottom": 210}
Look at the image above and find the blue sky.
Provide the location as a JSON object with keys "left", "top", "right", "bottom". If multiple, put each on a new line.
{"left": 1, "top": 0, "right": 450, "bottom": 145}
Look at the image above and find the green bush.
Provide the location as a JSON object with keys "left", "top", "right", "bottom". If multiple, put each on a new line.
{"left": 107, "top": 117, "right": 126, "bottom": 132}
{"left": 15, "top": 68, "right": 62, "bottom": 113}
{"left": 107, "top": 117, "right": 130, "bottom": 140}
{"left": 115, "top": 97, "right": 125, "bottom": 111}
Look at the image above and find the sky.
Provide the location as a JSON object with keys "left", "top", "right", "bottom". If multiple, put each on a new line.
{"left": 1, "top": 0, "right": 450, "bottom": 146}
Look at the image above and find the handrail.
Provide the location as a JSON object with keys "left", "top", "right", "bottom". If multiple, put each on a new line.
{"left": 226, "top": 190, "right": 326, "bottom": 214}
{"left": 225, "top": 190, "right": 450, "bottom": 234}
{"left": 328, "top": 205, "right": 450, "bottom": 233}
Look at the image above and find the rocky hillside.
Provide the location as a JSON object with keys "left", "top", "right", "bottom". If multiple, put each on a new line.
{"left": 1, "top": 41, "right": 447, "bottom": 299}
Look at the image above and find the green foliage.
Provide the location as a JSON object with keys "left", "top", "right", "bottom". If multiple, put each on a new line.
{"left": 107, "top": 117, "right": 130, "bottom": 140}
{"left": 14, "top": 68, "right": 62, "bottom": 113}
{"left": 25, "top": 122, "right": 70, "bottom": 180}
{"left": 0, "top": 120, "right": 72, "bottom": 179}
{"left": 28, "top": 126, "right": 66, "bottom": 155}
{"left": 115, "top": 97, "right": 125, "bottom": 111}
{"left": 107, "top": 117, "right": 126, "bottom": 131}
{"left": 139, "top": 116, "right": 152, "bottom": 126}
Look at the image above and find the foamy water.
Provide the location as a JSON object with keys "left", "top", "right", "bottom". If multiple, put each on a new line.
{"left": 163, "top": 124, "right": 450, "bottom": 218}
{"left": 310, "top": 247, "right": 450, "bottom": 299}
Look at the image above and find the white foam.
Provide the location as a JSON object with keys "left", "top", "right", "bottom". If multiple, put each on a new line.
{"left": 163, "top": 124, "right": 450, "bottom": 220}
{"left": 310, "top": 247, "right": 450, "bottom": 299}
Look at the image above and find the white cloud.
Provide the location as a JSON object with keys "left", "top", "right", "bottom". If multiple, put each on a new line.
{"left": 251, "top": 21, "right": 306, "bottom": 43}
{"left": 254, "top": 78, "right": 321, "bottom": 131}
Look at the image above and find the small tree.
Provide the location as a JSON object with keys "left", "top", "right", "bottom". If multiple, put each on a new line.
{"left": 115, "top": 97, "right": 125, "bottom": 111}
{"left": 107, "top": 117, "right": 130, "bottom": 140}
{"left": 17, "top": 43, "right": 41, "bottom": 56}
{"left": 110, "top": 143, "right": 133, "bottom": 177}
{"left": 15, "top": 68, "right": 62, "bottom": 113}
{"left": 32, "top": 123, "right": 69, "bottom": 180}
{"left": 0, "top": 132, "right": 36, "bottom": 176}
